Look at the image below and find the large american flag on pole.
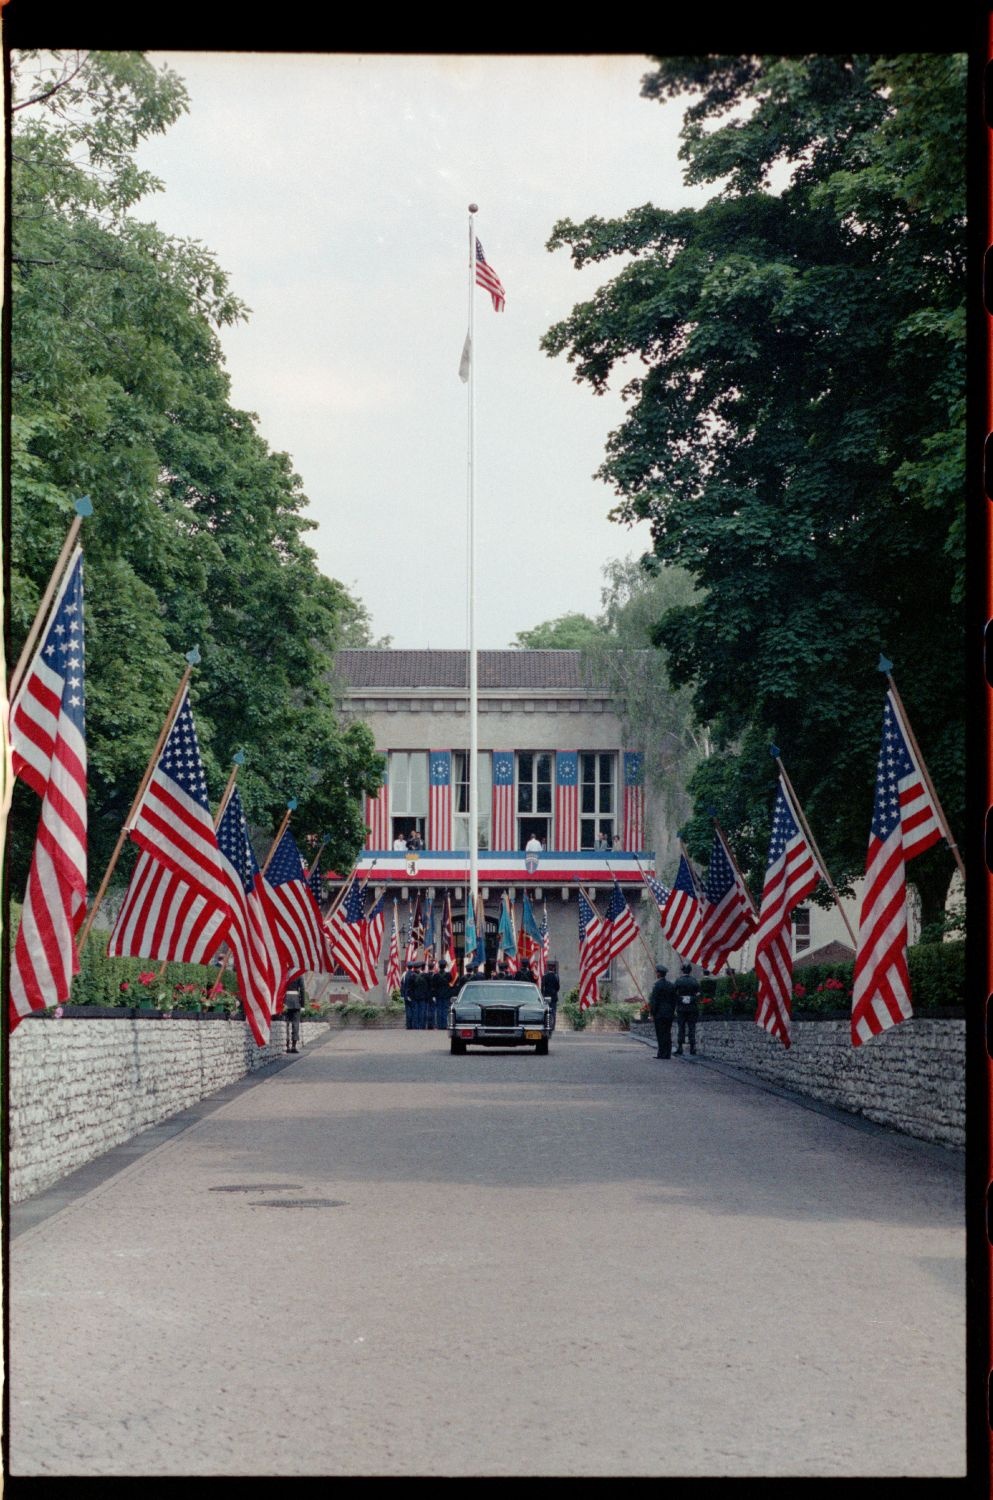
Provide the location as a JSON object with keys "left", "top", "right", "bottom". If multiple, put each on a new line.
{"left": 659, "top": 854, "right": 708, "bottom": 964}
{"left": 386, "top": 901, "right": 402, "bottom": 994}
{"left": 326, "top": 879, "right": 370, "bottom": 987}
{"left": 578, "top": 890, "right": 606, "bottom": 1010}
{"left": 361, "top": 895, "right": 386, "bottom": 991}
{"left": 108, "top": 849, "right": 229, "bottom": 967}
{"left": 851, "top": 692, "right": 943, "bottom": 1046}
{"left": 755, "top": 777, "right": 824, "bottom": 1049}
{"left": 265, "top": 825, "right": 333, "bottom": 979}
{"left": 428, "top": 751, "right": 452, "bottom": 850}
{"left": 601, "top": 881, "right": 639, "bottom": 966}
{"left": 215, "top": 787, "right": 281, "bottom": 1046}
{"left": 491, "top": 752, "right": 514, "bottom": 849}
{"left": 698, "top": 825, "right": 757, "bottom": 974}
{"left": 9, "top": 548, "right": 88, "bottom": 1029}
{"left": 475, "top": 238, "right": 506, "bottom": 312}
{"left": 555, "top": 752, "right": 579, "bottom": 851}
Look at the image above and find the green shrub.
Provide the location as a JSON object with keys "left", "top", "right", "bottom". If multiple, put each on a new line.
{"left": 708, "top": 940, "right": 963, "bottom": 1018}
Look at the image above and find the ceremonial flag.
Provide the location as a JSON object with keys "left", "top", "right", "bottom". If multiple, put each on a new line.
{"left": 327, "top": 879, "right": 371, "bottom": 986}
{"left": 660, "top": 854, "right": 708, "bottom": 964}
{"left": 475, "top": 238, "right": 506, "bottom": 312}
{"left": 521, "top": 891, "right": 542, "bottom": 969}
{"left": 497, "top": 893, "right": 518, "bottom": 972}
{"left": 429, "top": 751, "right": 452, "bottom": 850}
{"left": 538, "top": 904, "right": 550, "bottom": 986}
{"left": 555, "top": 752, "right": 579, "bottom": 851}
{"left": 458, "top": 330, "right": 472, "bottom": 383}
{"left": 642, "top": 872, "right": 671, "bottom": 916}
{"left": 108, "top": 850, "right": 229, "bottom": 967}
{"left": 9, "top": 548, "right": 88, "bottom": 1029}
{"left": 464, "top": 889, "right": 477, "bottom": 969}
{"left": 473, "top": 893, "right": 486, "bottom": 968}
{"left": 602, "top": 881, "right": 639, "bottom": 966}
{"left": 754, "top": 777, "right": 824, "bottom": 1049}
{"left": 265, "top": 825, "right": 334, "bottom": 978}
{"left": 492, "top": 752, "right": 514, "bottom": 849}
{"left": 364, "top": 762, "right": 389, "bottom": 850}
{"left": 578, "top": 890, "right": 606, "bottom": 1009}
{"left": 423, "top": 894, "right": 435, "bottom": 958}
{"left": 362, "top": 895, "right": 386, "bottom": 991}
{"left": 698, "top": 825, "right": 757, "bottom": 974}
{"left": 623, "top": 752, "right": 645, "bottom": 851}
{"left": 215, "top": 787, "right": 281, "bottom": 1045}
{"left": 308, "top": 862, "right": 325, "bottom": 911}
{"left": 851, "top": 691, "right": 943, "bottom": 1046}
{"left": 386, "top": 902, "right": 402, "bottom": 994}
{"left": 441, "top": 893, "right": 458, "bottom": 981}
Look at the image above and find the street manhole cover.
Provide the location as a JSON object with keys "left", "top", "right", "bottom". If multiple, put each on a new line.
{"left": 210, "top": 1184, "right": 305, "bottom": 1193}
{"left": 249, "top": 1198, "right": 347, "bottom": 1209}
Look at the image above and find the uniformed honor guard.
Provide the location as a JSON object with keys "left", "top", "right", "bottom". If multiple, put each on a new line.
{"left": 673, "top": 962, "right": 701, "bottom": 1055}
{"left": 283, "top": 978, "right": 303, "bottom": 1053}
{"left": 648, "top": 964, "right": 676, "bottom": 1059}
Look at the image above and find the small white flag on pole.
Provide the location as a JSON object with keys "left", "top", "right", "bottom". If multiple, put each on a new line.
{"left": 458, "top": 330, "right": 471, "bottom": 383}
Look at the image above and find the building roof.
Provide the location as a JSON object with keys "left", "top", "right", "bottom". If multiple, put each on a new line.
{"left": 793, "top": 939, "right": 856, "bottom": 969}
{"left": 335, "top": 649, "right": 610, "bottom": 691}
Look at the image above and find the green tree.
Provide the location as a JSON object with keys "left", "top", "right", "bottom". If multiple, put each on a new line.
{"left": 10, "top": 51, "right": 383, "bottom": 891}
{"left": 511, "top": 611, "right": 605, "bottom": 650}
{"left": 542, "top": 54, "right": 964, "bottom": 924}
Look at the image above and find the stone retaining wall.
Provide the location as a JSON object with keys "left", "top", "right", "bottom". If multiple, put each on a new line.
{"left": 9, "top": 1017, "right": 327, "bottom": 1204}
{"left": 630, "top": 1017, "right": 964, "bottom": 1149}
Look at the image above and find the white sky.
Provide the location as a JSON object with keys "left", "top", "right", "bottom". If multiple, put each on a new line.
{"left": 137, "top": 53, "right": 714, "bottom": 648}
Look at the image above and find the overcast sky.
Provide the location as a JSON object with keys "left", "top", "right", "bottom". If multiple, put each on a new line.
{"left": 136, "top": 53, "right": 714, "bottom": 648}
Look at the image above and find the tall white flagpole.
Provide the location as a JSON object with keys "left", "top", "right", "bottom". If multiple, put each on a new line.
{"left": 467, "top": 203, "right": 479, "bottom": 904}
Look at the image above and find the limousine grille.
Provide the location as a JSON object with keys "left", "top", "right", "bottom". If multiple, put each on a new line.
{"left": 481, "top": 1007, "right": 518, "bottom": 1029}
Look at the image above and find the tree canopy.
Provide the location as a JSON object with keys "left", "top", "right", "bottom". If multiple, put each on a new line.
{"left": 542, "top": 54, "right": 964, "bottom": 923}
{"left": 10, "top": 51, "right": 384, "bottom": 891}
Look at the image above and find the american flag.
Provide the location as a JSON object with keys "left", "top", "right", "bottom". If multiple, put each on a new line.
{"left": 851, "top": 692, "right": 943, "bottom": 1046}
{"left": 475, "top": 237, "right": 506, "bottom": 312}
{"left": 215, "top": 787, "right": 281, "bottom": 1045}
{"left": 265, "top": 825, "right": 333, "bottom": 979}
{"left": 538, "top": 904, "right": 550, "bottom": 985}
{"left": 602, "top": 881, "right": 639, "bottom": 966}
{"left": 429, "top": 751, "right": 452, "bottom": 850}
{"left": 578, "top": 890, "right": 606, "bottom": 1009}
{"left": 698, "top": 825, "right": 757, "bottom": 974}
{"left": 364, "top": 762, "right": 389, "bottom": 850}
{"left": 362, "top": 895, "right": 386, "bottom": 991}
{"left": 555, "top": 752, "right": 579, "bottom": 851}
{"left": 385, "top": 901, "right": 402, "bottom": 994}
{"left": 108, "top": 849, "right": 229, "bottom": 967}
{"left": 623, "top": 752, "right": 645, "bottom": 851}
{"left": 326, "top": 879, "right": 370, "bottom": 987}
{"left": 642, "top": 871, "right": 672, "bottom": 916}
{"left": 9, "top": 548, "right": 88, "bottom": 1029}
{"left": 308, "top": 862, "right": 325, "bottom": 912}
{"left": 128, "top": 690, "right": 235, "bottom": 918}
{"left": 405, "top": 893, "right": 422, "bottom": 964}
{"left": 491, "top": 752, "right": 515, "bottom": 849}
{"left": 441, "top": 892, "right": 458, "bottom": 981}
{"left": 754, "top": 777, "right": 824, "bottom": 1050}
{"left": 660, "top": 854, "right": 708, "bottom": 964}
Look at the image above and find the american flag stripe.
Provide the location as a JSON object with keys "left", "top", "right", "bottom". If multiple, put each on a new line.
{"left": 623, "top": 783, "right": 644, "bottom": 852}
{"left": 326, "top": 880, "right": 371, "bottom": 986}
{"left": 475, "top": 238, "right": 506, "bottom": 311}
{"left": 602, "top": 882, "right": 639, "bottom": 964}
{"left": 555, "top": 752, "right": 579, "bottom": 851}
{"left": 754, "top": 778, "right": 823, "bottom": 1050}
{"left": 429, "top": 751, "right": 452, "bottom": 851}
{"left": 108, "top": 852, "right": 229, "bottom": 965}
{"left": 365, "top": 781, "right": 389, "bottom": 850}
{"left": 386, "top": 904, "right": 402, "bottom": 993}
{"left": 659, "top": 855, "right": 708, "bottom": 964}
{"left": 851, "top": 692, "right": 944, "bottom": 1046}
{"left": 698, "top": 825, "right": 757, "bottom": 973}
{"left": 265, "top": 826, "right": 333, "bottom": 978}
{"left": 10, "top": 549, "right": 88, "bottom": 1028}
{"left": 491, "top": 752, "right": 515, "bottom": 849}
{"left": 361, "top": 899, "right": 385, "bottom": 990}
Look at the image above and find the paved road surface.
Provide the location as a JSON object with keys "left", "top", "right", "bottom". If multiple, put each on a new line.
{"left": 9, "top": 1029, "right": 965, "bottom": 1477}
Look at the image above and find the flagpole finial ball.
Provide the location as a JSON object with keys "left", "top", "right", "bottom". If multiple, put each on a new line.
{"left": 877, "top": 653, "right": 893, "bottom": 674}
{"left": 769, "top": 742, "right": 780, "bottom": 759}
{"left": 468, "top": 202, "right": 478, "bottom": 213}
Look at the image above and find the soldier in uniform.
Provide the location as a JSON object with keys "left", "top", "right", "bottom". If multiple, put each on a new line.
{"left": 648, "top": 963, "right": 676, "bottom": 1059}
{"left": 432, "top": 961, "right": 453, "bottom": 1031}
{"left": 412, "top": 963, "right": 432, "bottom": 1030}
{"left": 283, "top": 978, "right": 303, "bottom": 1053}
{"left": 540, "top": 960, "right": 560, "bottom": 1032}
{"left": 673, "top": 961, "right": 701, "bottom": 1055}
{"left": 400, "top": 962, "right": 416, "bottom": 1029}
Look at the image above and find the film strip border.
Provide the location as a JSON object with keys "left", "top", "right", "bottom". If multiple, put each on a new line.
{"left": 982, "top": 18, "right": 993, "bottom": 1485}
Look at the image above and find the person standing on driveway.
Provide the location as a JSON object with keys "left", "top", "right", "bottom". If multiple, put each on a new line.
{"left": 412, "top": 963, "right": 432, "bottom": 1030}
{"left": 540, "top": 961, "right": 560, "bottom": 1033}
{"left": 432, "top": 961, "right": 452, "bottom": 1032}
{"left": 283, "top": 979, "right": 303, "bottom": 1053}
{"left": 673, "top": 962, "right": 701, "bottom": 1055}
{"left": 648, "top": 963, "right": 677, "bottom": 1059}
{"left": 401, "top": 962, "right": 416, "bottom": 1029}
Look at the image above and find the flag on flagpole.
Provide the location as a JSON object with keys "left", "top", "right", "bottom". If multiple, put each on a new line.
{"left": 754, "top": 777, "right": 824, "bottom": 1049}
{"left": 642, "top": 871, "right": 671, "bottom": 917}
{"left": 265, "top": 825, "right": 334, "bottom": 978}
{"left": 215, "top": 787, "right": 281, "bottom": 1045}
{"left": 464, "top": 889, "right": 477, "bottom": 971}
{"left": 458, "top": 330, "right": 472, "bottom": 383}
{"left": 473, "top": 892, "right": 486, "bottom": 969}
{"left": 698, "top": 825, "right": 757, "bottom": 974}
{"left": 441, "top": 892, "right": 458, "bottom": 981}
{"left": 405, "top": 893, "right": 422, "bottom": 964}
{"left": 497, "top": 893, "right": 517, "bottom": 972}
{"left": 107, "top": 849, "right": 230, "bottom": 967}
{"left": 327, "top": 880, "right": 371, "bottom": 987}
{"left": 601, "top": 881, "right": 639, "bottom": 967}
{"left": 386, "top": 901, "right": 402, "bottom": 994}
{"left": 851, "top": 691, "right": 943, "bottom": 1046}
{"left": 521, "top": 891, "right": 542, "bottom": 970}
{"left": 538, "top": 903, "right": 550, "bottom": 986}
{"left": 659, "top": 854, "right": 708, "bottom": 964}
{"left": 9, "top": 548, "right": 88, "bottom": 1029}
{"left": 423, "top": 894, "right": 435, "bottom": 959}
{"left": 475, "top": 238, "right": 506, "bottom": 311}
{"left": 578, "top": 890, "right": 606, "bottom": 1009}
{"left": 361, "top": 895, "right": 386, "bottom": 991}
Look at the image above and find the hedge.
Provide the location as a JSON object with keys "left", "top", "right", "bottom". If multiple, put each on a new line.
{"left": 704, "top": 940, "right": 964, "bottom": 1017}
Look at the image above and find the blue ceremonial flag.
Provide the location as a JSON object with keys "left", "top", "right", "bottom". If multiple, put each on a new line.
{"left": 464, "top": 891, "right": 477, "bottom": 967}
{"left": 521, "top": 890, "right": 542, "bottom": 944}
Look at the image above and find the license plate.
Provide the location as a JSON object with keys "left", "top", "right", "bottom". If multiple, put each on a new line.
{"left": 524, "top": 1030, "right": 543, "bottom": 1040}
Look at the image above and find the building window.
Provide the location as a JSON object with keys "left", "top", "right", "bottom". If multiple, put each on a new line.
{"left": 579, "top": 752, "right": 615, "bottom": 849}
{"left": 517, "top": 751, "right": 553, "bottom": 846}
{"left": 794, "top": 907, "right": 811, "bottom": 954}
{"left": 452, "top": 750, "right": 492, "bottom": 850}
{"left": 390, "top": 751, "right": 427, "bottom": 843}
